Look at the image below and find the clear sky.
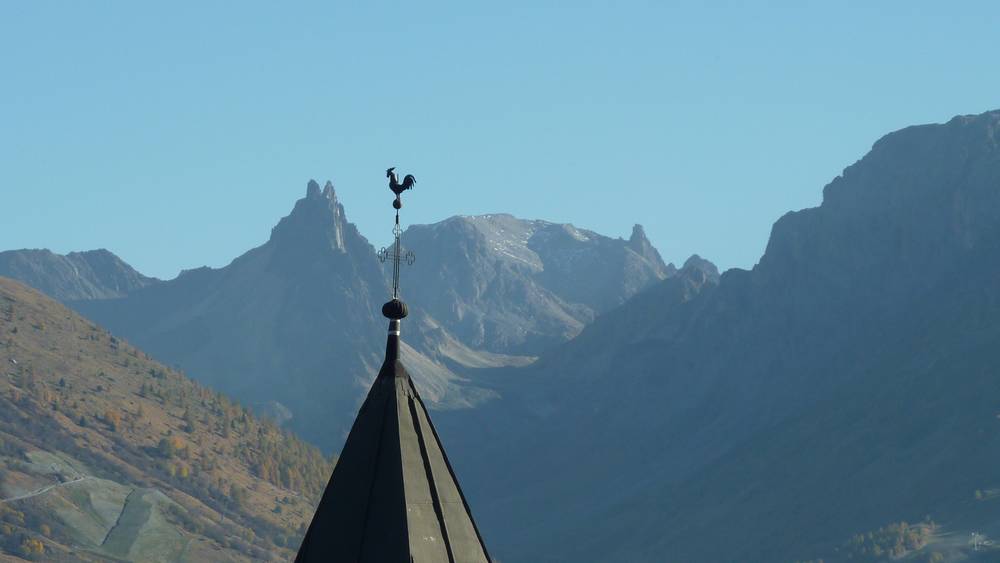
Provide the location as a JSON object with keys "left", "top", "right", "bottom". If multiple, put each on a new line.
{"left": 2, "top": 2, "right": 999, "bottom": 279}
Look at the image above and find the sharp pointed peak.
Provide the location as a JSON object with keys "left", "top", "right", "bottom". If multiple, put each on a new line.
{"left": 306, "top": 179, "right": 321, "bottom": 198}
{"left": 680, "top": 254, "right": 721, "bottom": 283}
{"left": 322, "top": 180, "right": 337, "bottom": 201}
{"left": 269, "top": 179, "right": 351, "bottom": 252}
{"left": 629, "top": 223, "right": 648, "bottom": 242}
{"left": 303, "top": 179, "right": 338, "bottom": 204}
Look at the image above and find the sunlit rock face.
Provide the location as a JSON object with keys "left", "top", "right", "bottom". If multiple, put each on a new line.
{"left": 402, "top": 213, "right": 677, "bottom": 355}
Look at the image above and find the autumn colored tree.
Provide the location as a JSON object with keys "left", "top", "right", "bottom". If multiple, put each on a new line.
{"left": 104, "top": 409, "right": 122, "bottom": 432}
{"left": 158, "top": 435, "right": 187, "bottom": 458}
{"left": 19, "top": 537, "right": 44, "bottom": 558}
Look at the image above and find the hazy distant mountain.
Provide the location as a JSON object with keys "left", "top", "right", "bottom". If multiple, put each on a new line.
{"left": 403, "top": 215, "right": 674, "bottom": 355}
{"left": 439, "top": 110, "right": 1000, "bottom": 562}
{"left": 0, "top": 248, "right": 158, "bottom": 300}
{"left": 0, "top": 277, "right": 330, "bottom": 561}
{"left": 51, "top": 180, "right": 681, "bottom": 454}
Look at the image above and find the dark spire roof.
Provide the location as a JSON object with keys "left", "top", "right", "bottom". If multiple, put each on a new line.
{"left": 296, "top": 318, "right": 491, "bottom": 562}
{"left": 297, "top": 172, "right": 490, "bottom": 562}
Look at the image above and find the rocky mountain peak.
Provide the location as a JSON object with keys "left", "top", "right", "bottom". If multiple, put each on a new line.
{"left": 400, "top": 213, "right": 686, "bottom": 355}
{"left": 629, "top": 223, "right": 647, "bottom": 243}
{"left": 306, "top": 179, "right": 321, "bottom": 198}
{"left": 759, "top": 109, "right": 1000, "bottom": 312}
{"left": 680, "top": 254, "right": 720, "bottom": 283}
{"left": 306, "top": 179, "right": 339, "bottom": 202}
{"left": 322, "top": 180, "right": 337, "bottom": 201}
{"left": 269, "top": 179, "right": 350, "bottom": 253}
{"left": 626, "top": 223, "right": 668, "bottom": 271}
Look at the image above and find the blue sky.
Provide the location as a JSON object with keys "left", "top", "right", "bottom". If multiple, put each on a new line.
{"left": 2, "top": 2, "right": 999, "bottom": 279}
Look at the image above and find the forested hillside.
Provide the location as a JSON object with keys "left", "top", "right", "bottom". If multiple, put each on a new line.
{"left": 0, "top": 277, "right": 332, "bottom": 561}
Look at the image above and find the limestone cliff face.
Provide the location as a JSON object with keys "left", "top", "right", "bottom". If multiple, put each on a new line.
{"left": 402, "top": 214, "right": 676, "bottom": 355}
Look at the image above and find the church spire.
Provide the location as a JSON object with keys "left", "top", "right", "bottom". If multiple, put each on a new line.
{"left": 296, "top": 169, "right": 491, "bottom": 563}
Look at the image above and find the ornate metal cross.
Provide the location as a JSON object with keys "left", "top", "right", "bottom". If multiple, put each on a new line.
{"left": 379, "top": 167, "right": 417, "bottom": 299}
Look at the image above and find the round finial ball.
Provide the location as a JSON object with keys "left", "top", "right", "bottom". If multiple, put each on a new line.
{"left": 382, "top": 299, "right": 408, "bottom": 319}
{"left": 393, "top": 198, "right": 402, "bottom": 210}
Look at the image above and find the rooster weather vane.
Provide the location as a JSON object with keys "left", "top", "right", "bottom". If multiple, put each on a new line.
{"left": 378, "top": 167, "right": 417, "bottom": 301}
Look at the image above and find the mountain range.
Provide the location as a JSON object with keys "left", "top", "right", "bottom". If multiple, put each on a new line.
{"left": 1, "top": 180, "right": 682, "bottom": 453}
{"left": 0, "top": 250, "right": 158, "bottom": 301}
{"left": 6, "top": 109, "right": 1000, "bottom": 562}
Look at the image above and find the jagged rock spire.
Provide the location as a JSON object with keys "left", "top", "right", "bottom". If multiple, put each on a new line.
{"left": 269, "top": 180, "right": 348, "bottom": 253}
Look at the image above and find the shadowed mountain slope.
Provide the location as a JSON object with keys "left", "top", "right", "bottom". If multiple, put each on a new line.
{"left": 436, "top": 109, "right": 1000, "bottom": 562}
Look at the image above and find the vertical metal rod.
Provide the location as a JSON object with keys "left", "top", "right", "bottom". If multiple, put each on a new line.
{"left": 393, "top": 210, "right": 401, "bottom": 299}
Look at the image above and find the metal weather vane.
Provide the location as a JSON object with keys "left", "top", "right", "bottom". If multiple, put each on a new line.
{"left": 386, "top": 167, "right": 416, "bottom": 203}
{"left": 378, "top": 167, "right": 417, "bottom": 300}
